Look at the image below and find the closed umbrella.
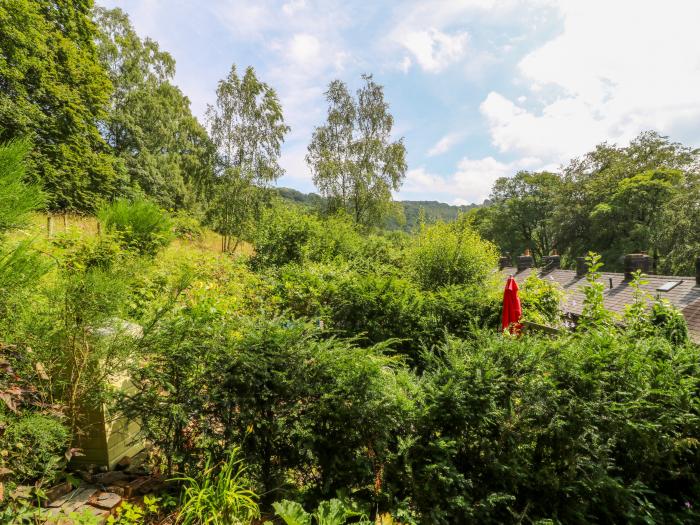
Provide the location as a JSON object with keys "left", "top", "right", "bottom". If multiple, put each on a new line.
{"left": 501, "top": 276, "right": 522, "bottom": 334}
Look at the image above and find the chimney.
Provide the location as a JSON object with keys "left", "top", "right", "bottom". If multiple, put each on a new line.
{"left": 542, "top": 255, "right": 560, "bottom": 271}
{"left": 499, "top": 256, "right": 511, "bottom": 270}
{"left": 623, "top": 253, "right": 652, "bottom": 280}
{"left": 576, "top": 257, "right": 588, "bottom": 277}
{"left": 516, "top": 254, "right": 534, "bottom": 271}
{"left": 696, "top": 256, "right": 700, "bottom": 286}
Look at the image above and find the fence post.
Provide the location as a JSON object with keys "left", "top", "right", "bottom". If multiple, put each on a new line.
{"left": 47, "top": 215, "right": 53, "bottom": 238}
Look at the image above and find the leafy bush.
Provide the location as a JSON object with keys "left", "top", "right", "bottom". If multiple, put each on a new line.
{"left": 1, "top": 414, "right": 69, "bottom": 484}
{"left": 391, "top": 330, "right": 700, "bottom": 524}
{"left": 172, "top": 211, "right": 204, "bottom": 241}
{"left": 519, "top": 275, "right": 564, "bottom": 326}
{"left": 651, "top": 299, "right": 689, "bottom": 345}
{"left": 98, "top": 198, "right": 172, "bottom": 256}
{"left": 120, "top": 311, "right": 413, "bottom": 508}
{"left": 406, "top": 216, "right": 499, "bottom": 290}
{"left": 251, "top": 204, "right": 322, "bottom": 268}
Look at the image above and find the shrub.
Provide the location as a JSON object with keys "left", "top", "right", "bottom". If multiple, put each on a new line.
{"left": 172, "top": 211, "right": 204, "bottom": 241}
{"left": 1, "top": 414, "right": 69, "bottom": 484}
{"left": 391, "top": 330, "right": 700, "bottom": 524}
{"left": 406, "top": 216, "right": 499, "bottom": 290}
{"left": 519, "top": 275, "right": 564, "bottom": 326}
{"left": 327, "top": 271, "right": 428, "bottom": 360}
{"left": 651, "top": 299, "right": 689, "bottom": 345}
{"left": 120, "top": 311, "right": 413, "bottom": 510}
{"left": 98, "top": 198, "right": 172, "bottom": 256}
{"left": 0, "top": 139, "right": 44, "bottom": 236}
{"left": 251, "top": 204, "right": 322, "bottom": 269}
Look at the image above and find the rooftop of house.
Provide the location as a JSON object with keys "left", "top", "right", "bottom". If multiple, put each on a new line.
{"left": 500, "top": 254, "right": 700, "bottom": 342}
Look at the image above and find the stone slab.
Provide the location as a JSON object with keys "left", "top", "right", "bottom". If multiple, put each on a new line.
{"left": 91, "top": 492, "right": 122, "bottom": 510}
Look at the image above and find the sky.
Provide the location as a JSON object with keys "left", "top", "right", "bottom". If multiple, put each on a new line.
{"left": 98, "top": 0, "right": 700, "bottom": 205}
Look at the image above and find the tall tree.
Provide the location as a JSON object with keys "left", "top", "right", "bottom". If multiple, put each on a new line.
{"left": 554, "top": 131, "right": 699, "bottom": 269}
{"left": 206, "top": 65, "right": 289, "bottom": 251}
{"left": 0, "top": 0, "right": 122, "bottom": 211}
{"left": 307, "top": 75, "right": 407, "bottom": 227}
{"left": 94, "top": 7, "right": 214, "bottom": 211}
{"left": 476, "top": 171, "right": 562, "bottom": 263}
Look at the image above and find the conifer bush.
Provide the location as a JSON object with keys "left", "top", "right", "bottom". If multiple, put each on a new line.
{"left": 98, "top": 198, "right": 172, "bottom": 256}
{"left": 406, "top": 216, "right": 499, "bottom": 291}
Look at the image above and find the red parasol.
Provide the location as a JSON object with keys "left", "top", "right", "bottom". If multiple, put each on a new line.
{"left": 501, "top": 276, "right": 522, "bottom": 334}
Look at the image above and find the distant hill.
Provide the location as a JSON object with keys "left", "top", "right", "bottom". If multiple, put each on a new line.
{"left": 274, "top": 187, "right": 480, "bottom": 231}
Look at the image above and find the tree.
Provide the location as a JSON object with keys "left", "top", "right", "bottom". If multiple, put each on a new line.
{"left": 655, "top": 176, "right": 700, "bottom": 274}
{"left": 0, "top": 0, "right": 122, "bottom": 211}
{"left": 307, "top": 75, "right": 407, "bottom": 227}
{"left": 206, "top": 65, "right": 289, "bottom": 252}
{"left": 94, "top": 7, "right": 214, "bottom": 211}
{"left": 554, "top": 131, "right": 699, "bottom": 268}
{"left": 477, "top": 171, "right": 562, "bottom": 262}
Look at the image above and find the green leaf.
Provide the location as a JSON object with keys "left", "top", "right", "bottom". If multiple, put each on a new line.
{"left": 272, "top": 500, "right": 312, "bottom": 525}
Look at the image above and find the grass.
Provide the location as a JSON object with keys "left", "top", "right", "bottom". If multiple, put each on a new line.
{"left": 9, "top": 213, "right": 253, "bottom": 257}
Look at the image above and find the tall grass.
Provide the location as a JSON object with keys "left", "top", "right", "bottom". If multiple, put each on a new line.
{"left": 174, "top": 447, "right": 260, "bottom": 525}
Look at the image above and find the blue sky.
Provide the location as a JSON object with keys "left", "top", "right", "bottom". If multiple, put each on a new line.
{"left": 98, "top": 0, "right": 700, "bottom": 205}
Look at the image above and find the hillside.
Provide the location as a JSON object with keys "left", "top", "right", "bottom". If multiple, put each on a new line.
{"left": 275, "top": 187, "right": 481, "bottom": 230}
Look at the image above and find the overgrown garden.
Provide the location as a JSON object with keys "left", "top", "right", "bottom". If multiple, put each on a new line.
{"left": 1, "top": 2, "right": 700, "bottom": 524}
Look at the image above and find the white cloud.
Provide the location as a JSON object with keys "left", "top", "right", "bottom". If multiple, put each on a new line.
{"left": 428, "top": 132, "right": 463, "bottom": 157}
{"left": 398, "top": 28, "right": 468, "bottom": 73}
{"left": 480, "top": 0, "right": 700, "bottom": 164}
{"left": 399, "top": 56, "right": 412, "bottom": 74}
{"left": 287, "top": 33, "right": 322, "bottom": 67}
{"left": 398, "top": 156, "right": 542, "bottom": 203}
{"left": 282, "top": 0, "right": 306, "bottom": 16}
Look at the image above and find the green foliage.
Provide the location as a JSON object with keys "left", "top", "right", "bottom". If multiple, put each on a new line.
{"left": 406, "top": 216, "right": 499, "bottom": 290}
{"left": 519, "top": 275, "right": 564, "bottom": 326}
{"left": 251, "top": 203, "right": 323, "bottom": 268}
{"left": 651, "top": 299, "right": 689, "bottom": 345}
{"left": 475, "top": 171, "right": 562, "bottom": 263}
{"left": 394, "top": 330, "right": 700, "bottom": 524}
{"left": 0, "top": 0, "right": 122, "bottom": 211}
{"left": 307, "top": 75, "right": 407, "bottom": 227}
{"left": 474, "top": 132, "right": 700, "bottom": 274}
{"left": 99, "top": 198, "right": 172, "bottom": 256}
{"left": 272, "top": 498, "right": 370, "bottom": 525}
{"left": 172, "top": 211, "right": 204, "bottom": 241}
{"left": 94, "top": 7, "right": 214, "bottom": 211}
{"left": 106, "top": 497, "right": 163, "bottom": 525}
{"left": 577, "top": 252, "right": 614, "bottom": 329}
{"left": 0, "top": 140, "right": 44, "bottom": 235}
{"left": 206, "top": 64, "right": 289, "bottom": 251}
{"left": 0, "top": 414, "right": 69, "bottom": 484}
{"left": 174, "top": 448, "right": 260, "bottom": 525}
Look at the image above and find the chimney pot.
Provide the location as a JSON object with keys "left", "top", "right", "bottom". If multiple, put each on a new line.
{"left": 542, "top": 255, "right": 561, "bottom": 271}
{"left": 576, "top": 257, "right": 588, "bottom": 277}
{"left": 516, "top": 255, "right": 534, "bottom": 271}
{"left": 624, "top": 253, "right": 652, "bottom": 280}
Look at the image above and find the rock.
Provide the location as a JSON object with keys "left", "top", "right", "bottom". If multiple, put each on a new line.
{"left": 104, "top": 485, "right": 125, "bottom": 496}
{"left": 91, "top": 492, "right": 122, "bottom": 510}
{"left": 59, "top": 486, "right": 98, "bottom": 514}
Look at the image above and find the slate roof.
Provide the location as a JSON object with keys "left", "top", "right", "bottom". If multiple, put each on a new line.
{"left": 501, "top": 266, "right": 700, "bottom": 342}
